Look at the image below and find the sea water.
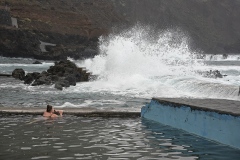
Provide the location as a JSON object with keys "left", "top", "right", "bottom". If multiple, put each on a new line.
{"left": 0, "top": 115, "right": 240, "bottom": 160}
{"left": 0, "top": 27, "right": 240, "bottom": 108}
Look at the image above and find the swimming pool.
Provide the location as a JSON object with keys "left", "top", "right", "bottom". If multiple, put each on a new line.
{"left": 0, "top": 115, "right": 239, "bottom": 160}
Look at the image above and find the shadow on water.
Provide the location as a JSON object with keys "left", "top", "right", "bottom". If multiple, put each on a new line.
{"left": 141, "top": 118, "right": 240, "bottom": 160}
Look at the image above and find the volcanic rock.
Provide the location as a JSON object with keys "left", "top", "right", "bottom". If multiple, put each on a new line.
{"left": 1, "top": 0, "right": 240, "bottom": 60}
{"left": 24, "top": 72, "right": 40, "bottom": 84}
{"left": 205, "top": 70, "right": 224, "bottom": 79}
{"left": 32, "top": 61, "right": 42, "bottom": 64}
{"left": 14, "top": 60, "right": 91, "bottom": 90}
{"left": 12, "top": 68, "right": 25, "bottom": 80}
{"left": 54, "top": 78, "right": 70, "bottom": 90}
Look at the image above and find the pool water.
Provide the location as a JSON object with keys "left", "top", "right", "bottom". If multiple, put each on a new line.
{"left": 0, "top": 115, "right": 239, "bottom": 160}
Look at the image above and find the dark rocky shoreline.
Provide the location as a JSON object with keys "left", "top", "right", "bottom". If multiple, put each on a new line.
{"left": 0, "top": 0, "right": 240, "bottom": 61}
{"left": 12, "top": 60, "right": 92, "bottom": 90}
{"left": 0, "top": 26, "right": 99, "bottom": 60}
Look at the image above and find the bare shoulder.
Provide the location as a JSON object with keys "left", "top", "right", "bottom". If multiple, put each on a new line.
{"left": 43, "top": 111, "right": 51, "bottom": 117}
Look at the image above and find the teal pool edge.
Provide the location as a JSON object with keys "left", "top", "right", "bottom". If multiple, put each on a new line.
{"left": 141, "top": 99, "right": 240, "bottom": 149}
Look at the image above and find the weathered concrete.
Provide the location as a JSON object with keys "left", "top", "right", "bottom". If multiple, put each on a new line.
{"left": 0, "top": 107, "right": 140, "bottom": 118}
{"left": 141, "top": 98, "right": 240, "bottom": 149}
{"left": 152, "top": 98, "right": 240, "bottom": 116}
{"left": 0, "top": 73, "right": 12, "bottom": 77}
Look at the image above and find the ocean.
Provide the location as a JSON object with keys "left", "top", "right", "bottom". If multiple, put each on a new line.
{"left": 1, "top": 27, "right": 240, "bottom": 109}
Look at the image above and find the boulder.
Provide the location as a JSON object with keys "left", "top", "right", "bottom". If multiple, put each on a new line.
{"left": 54, "top": 78, "right": 70, "bottom": 90}
{"left": 13, "top": 60, "right": 91, "bottom": 90}
{"left": 51, "top": 75, "right": 59, "bottom": 82}
{"left": 24, "top": 72, "right": 40, "bottom": 84}
{"left": 64, "top": 74, "right": 76, "bottom": 86}
{"left": 40, "top": 71, "right": 49, "bottom": 77}
{"left": 54, "top": 82, "right": 63, "bottom": 90}
{"left": 12, "top": 68, "right": 25, "bottom": 80}
{"left": 205, "top": 70, "right": 224, "bottom": 78}
{"left": 47, "top": 65, "right": 65, "bottom": 76}
{"left": 33, "top": 61, "right": 42, "bottom": 64}
{"left": 32, "top": 75, "right": 52, "bottom": 86}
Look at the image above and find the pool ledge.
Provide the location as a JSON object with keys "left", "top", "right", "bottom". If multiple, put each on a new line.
{"left": 141, "top": 98, "right": 240, "bottom": 149}
{"left": 0, "top": 107, "right": 140, "bottom": 118}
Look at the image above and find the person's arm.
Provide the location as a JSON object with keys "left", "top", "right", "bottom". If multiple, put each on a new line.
{"left": 50, "top": 113, "right": 58, "bottom": 118}
{"left": 54, "top": 110, "right": 63, "bottom": 116}
{"left": 58, "top": 110, "right": 63, "bottom": 116}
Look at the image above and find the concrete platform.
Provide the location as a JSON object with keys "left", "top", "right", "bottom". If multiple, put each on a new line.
{"left": 0, "top": 73, "right": 12, "bottom": 77}
{"left": 152, "top": 98, "right": 240, "bottom": 116}
{"left": 0, "top": 107, "right": 140, "bottom": 118}
{"left": 141, "top": 98, "right": 240, "bottom": 149}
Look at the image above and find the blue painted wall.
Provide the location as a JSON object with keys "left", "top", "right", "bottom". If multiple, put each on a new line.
{"left": 141, "top": 99, "right": 240, "bottom": 149}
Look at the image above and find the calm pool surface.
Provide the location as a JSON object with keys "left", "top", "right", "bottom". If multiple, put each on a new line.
{"left": 0, "top": 115, "right": 239, "bottom": 160}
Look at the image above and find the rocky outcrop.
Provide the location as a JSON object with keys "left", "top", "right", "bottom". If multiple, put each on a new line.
{"left": 32, "top": 61, "right": 42, "bottom": 64}
{"left": 203, "top": 70, "right": 226, "bottom": 79}
{"left": 24, "top": 72, "right": 40, "bottom": 84}
{"left": 0, "top": 26, "right": 99, "bottom": 60}
{"left": 0, "top": 0, "right": 120, "bottom": 60}
{"left": 13, "top": 60, "right": 91, "bottom": 90}
{"left": 1, "top": 0, "right": 240, "bottom": 60}
{"left": 0, "top": 27, "right": 41, "bottom": 58}
{"left": 12, "top": 68, "right": 25, "bottom": 80}
{"left": 0, "top": 7, "right": 11, "bottom": 26}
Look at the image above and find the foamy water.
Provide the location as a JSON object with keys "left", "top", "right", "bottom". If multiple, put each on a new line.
{"left": 1, "top": 27, "right": 240, "bottom": 108}
{"left": 76, "top": 27, "right": 240, "bottom": 101}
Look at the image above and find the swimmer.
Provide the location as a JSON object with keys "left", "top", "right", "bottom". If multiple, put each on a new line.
{"left": 43, "top": 105, "right": 63, "bottom": 118}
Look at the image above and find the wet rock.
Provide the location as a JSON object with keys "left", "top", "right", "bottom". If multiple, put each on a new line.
{"left": 54, "top": 78, "right": 70, "bottom": 90}
{"left": 31, "top": 71, "right": 52, "bottom": 86}
{"left": 205, "top": 70, "right": 224, "bottom": 78}
{"left": 51, "top": 75, "right": 59, "bottom": 81}
{"left": 64, "top": 74, "right": 76, "bottom": 86}
{"left": 47, "top": 60, "right": 81, "bottom": 81}
{"left": 40, "top": 71, "right": 49, "bottom": 77}
{"left": 32, "top": 61, "right": 42, "bottom": 64}
{"left": 81, "top": 71, "right": 90, "bottom": 82}
{"left": 76, "top": 48, "right": 98, "bottom": 60}
{"left": 54, "top": 82, "right": 63, "bottom": 90}
{"left": 14, "top": 60, "right": 92, "bottom": 90}
{"left": 12, "top": 60, "right": 92, "bottom": 89}
{"left": 222, "top": 54, "right": 228, "bottom": 59}
{"left": 32, "top": 75, "right": 52, "bottom": 86}
{"left": 47, "top": 64, "right": 66, "bottom": 76}
{"left": 12, "top": 68, "right": 25, "bottom": 80}
{"left": 24, "top": 72, "right": 40, "bottom": 84}
{"left": 89, "top": 74, "right": 99, "bottom": 81}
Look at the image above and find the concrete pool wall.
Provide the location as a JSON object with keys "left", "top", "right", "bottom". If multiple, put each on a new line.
{"left": 141, "top": 98, "right": 240, "bottom": 149}
{"left": 0, "top": 107, "right": 140, "bottom": 118}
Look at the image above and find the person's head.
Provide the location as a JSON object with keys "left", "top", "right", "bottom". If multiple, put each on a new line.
{"left": 46, "top": 105, "right": 53, "bottom": 113}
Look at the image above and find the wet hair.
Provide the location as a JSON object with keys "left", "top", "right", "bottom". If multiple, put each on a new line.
{"left": 46, "top": 105, "right": 53, "bottom": 113}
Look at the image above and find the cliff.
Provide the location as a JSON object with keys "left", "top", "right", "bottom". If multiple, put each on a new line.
{"left": 0, "top": 0, "right": 124, "bottom": 60}
{"left": 0, "top": 0, "right": 240, "bottom": 60}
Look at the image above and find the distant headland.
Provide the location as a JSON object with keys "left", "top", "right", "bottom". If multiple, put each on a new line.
{"left": 0, "top": 0, "right": 240, "bottom": 60}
